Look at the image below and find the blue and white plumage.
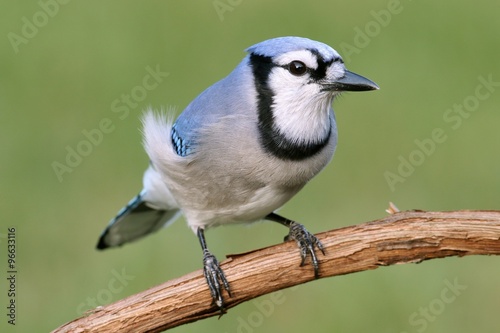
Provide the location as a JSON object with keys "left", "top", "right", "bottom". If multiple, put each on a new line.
{"left": 96, "top": 36, "right": 378, "bottom": 309}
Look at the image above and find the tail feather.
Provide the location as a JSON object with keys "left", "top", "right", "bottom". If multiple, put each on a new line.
{"left": 97, "top": 193, "right": 180, "bottom": 250}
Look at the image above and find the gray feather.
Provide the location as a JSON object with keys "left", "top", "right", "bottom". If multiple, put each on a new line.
{"left": 97, "top": 193, "right": 180, "bottom": 249}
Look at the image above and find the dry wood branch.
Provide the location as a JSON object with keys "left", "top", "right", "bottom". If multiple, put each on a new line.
{"left": 53, "top": 210, "right": 500, "bottom": 333}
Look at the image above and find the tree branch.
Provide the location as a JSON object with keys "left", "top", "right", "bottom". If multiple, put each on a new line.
{"left": 53, "top": 210, "right": 500, "bottom": 333}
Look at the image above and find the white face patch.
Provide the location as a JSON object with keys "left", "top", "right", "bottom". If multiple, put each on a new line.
{"left": 325, "top": 61, "right": 347, "bottom": 83}
{"left": 267, "top": 66, "right": 335, "bottom": 145}
{"left": 261, "top": 48, "right": 346, "bottom": 145}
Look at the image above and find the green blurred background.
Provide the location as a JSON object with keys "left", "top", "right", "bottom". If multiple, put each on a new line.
{"left": 1, "top": 1, "right": 500, "bottom": 332}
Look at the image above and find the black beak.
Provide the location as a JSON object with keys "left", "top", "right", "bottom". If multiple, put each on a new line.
{"left": 322, "top": 70, "right": 379, "bottom": 92}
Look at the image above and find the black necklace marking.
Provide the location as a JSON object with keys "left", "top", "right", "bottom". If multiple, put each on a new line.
{"left": 249, "top": 53, "right": 331, "bottom": 161}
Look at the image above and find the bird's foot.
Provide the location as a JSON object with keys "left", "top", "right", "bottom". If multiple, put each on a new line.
{"left": 202, "top": 250, "right": 231, "bottom": 312}
{"left": 285, "top": 221, "right": 325, "bottom": 278}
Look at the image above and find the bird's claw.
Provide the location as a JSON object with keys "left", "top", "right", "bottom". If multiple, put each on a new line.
{"left": 202, "top": 250, "right": 231, "bottom": 311}
{"left": 285, "top": 222, "right": 325, "bottom": 278}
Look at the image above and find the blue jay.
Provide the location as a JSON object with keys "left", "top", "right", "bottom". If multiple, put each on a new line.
{"left": 97, "top": 36, "right": 378, "bottom": 310}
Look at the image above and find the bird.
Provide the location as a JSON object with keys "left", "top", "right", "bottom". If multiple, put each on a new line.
{"left": 96, "top": 36, "right": 378, "bottom": 310}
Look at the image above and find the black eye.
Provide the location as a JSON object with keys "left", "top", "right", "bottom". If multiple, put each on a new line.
{"left": 288, "top": 61, "right": 307, "bottom": 76}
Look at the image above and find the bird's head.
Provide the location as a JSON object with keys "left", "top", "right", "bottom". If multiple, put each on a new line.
{"left": 245, "top": 36, "right": 378, "bottom": 160}
{"left": 247, "top": 36, "right": 378, "bottom": 99}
